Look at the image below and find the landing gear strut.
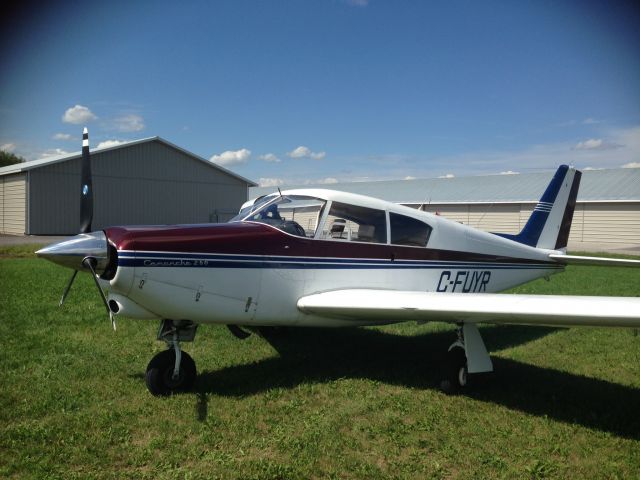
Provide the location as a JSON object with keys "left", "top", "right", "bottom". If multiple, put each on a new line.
{"left": 145, "top": 319, "right": 198, "bottom": 396}
{"left": 440, "top": 325, "right": 468, "bottom": 394}
{"left": 439, "top": 323, "right": 494, "bottom": 394}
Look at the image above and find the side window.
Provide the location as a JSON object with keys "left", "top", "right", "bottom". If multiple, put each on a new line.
{"left": 322, "top": 202, "right": 387, "bottom": 244}
{"left": 390, "top": 212, "right": 432, "bottom": 247}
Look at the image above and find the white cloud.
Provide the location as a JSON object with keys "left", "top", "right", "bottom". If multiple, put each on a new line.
{"left": 287, "top": 145, "right": 326, "bottom": 160}
{"left": 210, "top": 148, "right": 251, "bottom": 166}
{"left": 622, "top": 162, "right": 640, "bottom": 168}
{"left": 573, "top": 138, "right": 621, "bottom": 151}
{"left": 39, "top": 148, "right": 71, "bottom": 159}
{"left": 1, "top": 143, "right": 16, "bottom": 152}
{"left": 114, "top": 114, "right": 144, "bottom": 132}
{"left": 62, "top": 105, "right": 97, "bottom": 124}
{"left": 574, "top": 138, "right": 603, "bottom": 150}
{"left": 404, "top": 176, "right": 416, "bottom": 180}
{"left": 52, "top": 133, "right": 74, "bottom": 141}
{"left": 317, "top": 177, "right": 338, "bottom": 184}
{"left": 582, "top": 118, "right": 600, "bottom": 125}
{"left": 346, "top": 0, "right": 369, "bottom": 6}
{"left": 259, "top": 153, "right": 281, "bottom": 163}
{"left": 499, "top": 170, "right": 519, "bottom": 175}
{"left": 438, "top": 173, "right": 455, "bottom": 178}
{"left": 583, "top": 167, "right": 604, "bottom": 171}
{"left": 258, "top": 177, "right": 284, "bottom": 187}
{"left": 96, "top": 139, "right": 125, "bottom": 149}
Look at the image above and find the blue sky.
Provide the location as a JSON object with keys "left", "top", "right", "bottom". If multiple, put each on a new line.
{"left": 1, "top": 0, "right": 639, "bottom": 186}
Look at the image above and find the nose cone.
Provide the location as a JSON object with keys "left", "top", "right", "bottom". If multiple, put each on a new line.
{"left": 36, "top": 231, "right": 109, "bottom": 272}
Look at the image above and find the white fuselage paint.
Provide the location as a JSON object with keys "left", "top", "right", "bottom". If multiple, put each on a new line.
{"left": 107, "top": 209, "right": 562, "bottom": 327}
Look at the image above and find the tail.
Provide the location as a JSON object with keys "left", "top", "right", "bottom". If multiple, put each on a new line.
{"left": 496, "top": 165, "right": 582, "bottom": 250}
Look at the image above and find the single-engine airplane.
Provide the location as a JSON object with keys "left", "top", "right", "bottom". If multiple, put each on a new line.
{"left": 37, "top": 129, "right": 640, "bottom": 395}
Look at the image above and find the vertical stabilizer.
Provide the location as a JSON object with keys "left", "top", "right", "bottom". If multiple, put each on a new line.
{"left": 496, "top": 165, "right": 582, "bottom": 250}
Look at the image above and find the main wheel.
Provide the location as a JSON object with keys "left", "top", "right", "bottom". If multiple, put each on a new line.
{"left": 439, "top": 346, "right": 468, "bottom": 394}
{"left": 145, "top": 349, "right": 196, "bottom": 396}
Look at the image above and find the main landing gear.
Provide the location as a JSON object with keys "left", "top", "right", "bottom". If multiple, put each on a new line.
{"left": 145, "top": 320, "right": 198, "bottom": 396}
{"left": 440, "top": 326, "right": 468, "bottom": 394}
{"left": 439, "top": 323, "right": 494, "bottom": 394}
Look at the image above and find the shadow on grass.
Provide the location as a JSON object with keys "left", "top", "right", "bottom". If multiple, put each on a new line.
{"left": 191, "top": 326, "right": 640, "bottom": 439}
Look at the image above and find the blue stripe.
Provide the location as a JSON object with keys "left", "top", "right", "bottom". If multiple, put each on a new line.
{"left": 117, "top": 252, "right": 561, "bottom": 271}
{"left": 495, "top": 165, "right": 569, "bottom": 247}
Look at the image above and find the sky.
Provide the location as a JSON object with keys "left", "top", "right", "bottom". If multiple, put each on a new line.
{"left": 1, "top": 0, "right": 639, "bottom": 186}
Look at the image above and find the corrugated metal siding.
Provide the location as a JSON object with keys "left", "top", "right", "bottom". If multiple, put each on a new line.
{"left": 0, "top": 177, "right": 4, "bottom": 230}
{"left": 1, "top": 173, "right": 26, "bottom": 234}
{"left": 580, "top": 203, "right": 640, "bottom": 245}
{"left": 568, "top": 203, "right": 584, "bottom": 244}
{"left": 28, "top": 141, "right": 249, "bottom": 234}
{"left": 468, "top": 204, "right": 521, "bottom": 233}
{"left": 409, "top": 201, "right": 640, "bottom": 247}
{"left": 412, "top": 204, "right": 521, "bottom": 233}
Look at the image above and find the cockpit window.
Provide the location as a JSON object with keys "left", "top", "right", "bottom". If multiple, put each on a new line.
{"left": 230, "top": 194, "right": 277, "bottom": 222}
{"left": 321, "top": 202, "right": 387, "bottom": 243}
{"left": 230, "top": 195, "right": 326, "bottom": 238}
{"left": 390, "top": 212, "right": 432, "bottom": 247}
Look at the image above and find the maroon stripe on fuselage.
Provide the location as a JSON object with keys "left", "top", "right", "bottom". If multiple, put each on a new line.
{"left": 105, "top": 222, "right": 548, "bottom": 264}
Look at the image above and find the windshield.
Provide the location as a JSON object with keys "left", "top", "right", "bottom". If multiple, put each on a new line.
{"left": 229, "top": 194, "right": 278, "bottom": 222}
{"left": 230, "top": 195, "right": 326, "bottom": 238}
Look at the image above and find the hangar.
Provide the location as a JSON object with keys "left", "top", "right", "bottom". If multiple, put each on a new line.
{"left": 250, "top": 168, "right": 640, "bottom": 251}
{"left": 0, "top": 137, "right": 256, "bottom": 235}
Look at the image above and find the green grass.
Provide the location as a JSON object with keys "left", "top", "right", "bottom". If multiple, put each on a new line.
{"left": 1, "top": 248, "right": 639, "bottom": 479}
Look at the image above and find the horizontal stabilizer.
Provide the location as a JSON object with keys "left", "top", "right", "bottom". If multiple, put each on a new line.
{"left": 298, "top": 289, "right": 640, "bottom": 328}
{"left": 549, "top": 254, "right": 640, "bottom": 268}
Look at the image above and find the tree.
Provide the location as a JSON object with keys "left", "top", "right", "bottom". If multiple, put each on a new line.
{"left": 0, "top": 150, "right": 25, "bottom": 168}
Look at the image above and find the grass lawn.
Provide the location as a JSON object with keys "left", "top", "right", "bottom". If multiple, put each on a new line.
{"left": 1, "top": 246, "right": 639, "bottom": 479}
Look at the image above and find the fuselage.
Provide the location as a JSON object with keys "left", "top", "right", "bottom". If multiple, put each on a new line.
{"left": 104, "top": 198, "right": 563, "bottom": 328}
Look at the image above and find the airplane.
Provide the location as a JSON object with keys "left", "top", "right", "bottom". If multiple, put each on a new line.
{"left": 37, "top": 129, "right": 640, "bottom": 396}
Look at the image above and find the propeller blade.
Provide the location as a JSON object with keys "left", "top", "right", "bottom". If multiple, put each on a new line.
{"left": 82, "top": 256, "right": 110, "bottom": 315}
{"left": 82, "top": 256, "right": 116, "bottom": 330}
{"left": 79, "top": 127, "right": 93, "bottom": 234}
{"left": 59, "top": 270, "right": 79, "bottom": 306}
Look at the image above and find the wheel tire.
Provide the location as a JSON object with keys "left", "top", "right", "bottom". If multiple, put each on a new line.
{"left": 439, "top": 347, "right": 468, "bottom": 394}
{"left": 145, "top": 349, "right": 196, "bottom": 396}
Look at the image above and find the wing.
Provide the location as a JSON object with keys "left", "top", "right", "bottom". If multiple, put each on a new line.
{"left": 297, "top": 289, "right": 640, "bottom": 328}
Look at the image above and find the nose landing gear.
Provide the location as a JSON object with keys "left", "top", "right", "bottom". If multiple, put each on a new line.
{"left": 145, "top": 319, "right": 198, "bottom": 396}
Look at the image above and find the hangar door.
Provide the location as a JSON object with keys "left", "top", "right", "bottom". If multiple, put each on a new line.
{"left": 0, "top": 173, "right": 26, "bottom": 235}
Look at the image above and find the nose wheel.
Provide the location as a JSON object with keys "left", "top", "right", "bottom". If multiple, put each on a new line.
{"left": 145, "top": 348, "right": 196, "bottom": 396}
{"left": 146, "top": 319, "right": 198, "bottom": 396}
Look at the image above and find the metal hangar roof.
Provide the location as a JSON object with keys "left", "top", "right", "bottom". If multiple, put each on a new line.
{"left": 250, "top": 168, "right": 640, "bottom": 204}
{"left": 0, "top": 136, "right": 257, "bottom": 187}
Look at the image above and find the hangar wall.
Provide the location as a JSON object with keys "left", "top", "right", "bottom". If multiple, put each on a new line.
{"left": 410, "top": 201, "right": 640, "bottom": 246}
{"left": 0, "top": 173, "right": 26, "bottom": 235}
{"left": 27, "top": 141, "right": 248, "bottom": 235}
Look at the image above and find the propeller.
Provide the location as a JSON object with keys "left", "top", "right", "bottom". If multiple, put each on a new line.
{"left": 57, "top": 129, "right": 93, "bottom": 307}
{"left": 43, "top": 128, "right": 114, "bottom": 328}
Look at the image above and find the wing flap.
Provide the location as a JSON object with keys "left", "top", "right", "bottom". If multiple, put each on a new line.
{"left": 297, "top": 289, "right": 640, "bottom": 327}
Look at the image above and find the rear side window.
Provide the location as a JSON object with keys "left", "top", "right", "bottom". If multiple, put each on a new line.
{"left": 390, "top": 213, "right": 432, "bottom": 247}
{"left": 322, "top": 202, "right": 387, "bottom": 244}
